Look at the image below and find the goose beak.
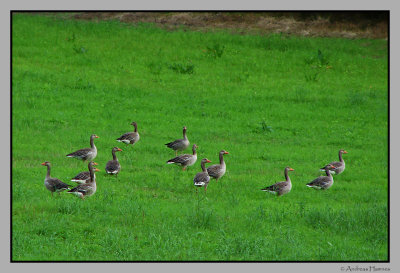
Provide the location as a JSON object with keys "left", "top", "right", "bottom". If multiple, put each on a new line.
{"left": 224, "top": 151, "right": 229, "bottom": 154}
{"left": 289, "top": 168, "right": 294, "bottom": 171}
{"left": 95, "top": 135, "right": 99, "bottom": 138}
{"left": 343, "top": 151, "right": 348, "bottom": 154}
{"left": 117, "top": 148, "right": 123, "bottom": 151}
{"left": 206, "top": 160, "right": 211, "bottom": 163}
{"left": 93, "top": 162, "right": 98, "bottom": 166}
{"left": 94, "top": 168, "right": 100, "bottom": 172}
{"left": 41, "top": 162, "right": 46, "bottom": 165}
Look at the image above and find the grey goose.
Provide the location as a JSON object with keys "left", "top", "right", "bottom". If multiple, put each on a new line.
{"left": 105, "top": 147, "right": 123, "bottom": 176}
{"left": 320, "top": 149, "right": 348, "bottom": 175}
{"left": 117, "top": 121, "right": 140, "bottom": 146}
{"left": 41, "top": 161, "right": 71, "bottom": 196}
{"left": 207, "top": 150, "right": 229, "bottom": 183}
{"left": 261, "top": 167, "right": 294, "bottom": 196}
{"left": 167, "top": 144, "right": 197, "bottom": 171}
{"left": 66, "top": 134, "right": 99, "bottom": 161}
{"left": 165, "top": 126, "right": 190, "bottom": 156}
{"left": 68, "top": 161, "right": 99, "bottom": 199}
{"left": 308, "top": 165, "right": 335, "bottom": 190}
{"left": 193, "top": 158, "right": 212, "bottom": 192}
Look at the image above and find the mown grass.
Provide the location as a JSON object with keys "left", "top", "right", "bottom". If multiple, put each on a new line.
{"left": 12, "top": 13, "right": 388, "bottom": 261}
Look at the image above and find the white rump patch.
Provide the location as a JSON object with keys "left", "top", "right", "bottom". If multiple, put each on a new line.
{"left": 71, "top": 179, "right": 86, "bottom": 184}
{"left": 194, "top": 182, "right": 206, "bottom": 186}
{"left": 68, "top": 192, "right": 83, "bottom": 197}
{"left": 307, "top": 185, "right": 321, "bottom": 189}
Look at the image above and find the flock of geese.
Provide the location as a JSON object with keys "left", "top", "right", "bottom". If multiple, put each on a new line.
{"left": 41, "top": 122, "right": 348, "bottom": 200}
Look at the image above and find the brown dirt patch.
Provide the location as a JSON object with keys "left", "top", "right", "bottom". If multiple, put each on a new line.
{"left": 43, "top": 12, "right": 389, "bottom": 39}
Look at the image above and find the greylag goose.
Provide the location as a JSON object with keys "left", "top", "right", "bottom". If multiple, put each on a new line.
{"left": 165, "top": 126, "right": 189, "bottom": 156}
{"left": 116, "top": 121, "right": 140, "bottom": 145}
{"left": 41, "top": 161, "right": 71, "bottom": 196}
{"left": 193, "top": 158, "right": 212, "bottom": 192}
{"left": 207, "top": 150, "right": 229, "bottom": 182}
{"left": 320, "top": 149, "right": 348, "bottom": 175}
{"left": 66, "top": 134, "right": 99, "bottom": 161}
{"left": 68, "top": 161, "right": 99, "bottom": 199}
{"left": 308, "top": 165, "right": 335, "bottom": 190}
{"left": 71, "top": 162, "right": 99, "bottom": 184}
{"left": 105, "top": 147, "right": 123, "bottom": 176}
{"left": 261, "top": 167, "right": 294, "bottom": 196}
{"left": 167, "top": 144, "right": 197, "bottom": 171}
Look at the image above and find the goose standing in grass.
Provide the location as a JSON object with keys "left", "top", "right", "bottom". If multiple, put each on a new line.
{"left": 207, "top": 150, "right": 229, "bottom": 183}
{"left": 260, "top": 167, "right": 294, "bottom": 196}
{"left": 320, "top": 149, "right": 348, "bottom": 175}
{"left": 66, "top": 134, "right": 99, "bottom": 161}
{"left": 41, "top": 161, "right": 71, "bottom": 196}
{"left": 71, "top": 162, "right": 99, "bottom": 184}
{"left": 116, "top": 121, "right": 140, "bottom": 146}
{"left": 105, "top": 147, "right": 123, "bottom": 177}
{"left": 68, "top": 161, "right": 99, "bottom": 200}
{"left": 167, "top": 144, "right": 197, "bottom": 171}
{"left": 307, "top": 165, "right": 335, "bottom": 190}
{"left": 165, "top": 126, "right": 189, "bottom": 156}
{"left": 193, "top": 158, "right": 212, "bottom": 193}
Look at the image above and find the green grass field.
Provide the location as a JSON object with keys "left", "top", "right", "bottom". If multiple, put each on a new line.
{"left": 12, "top": 13, "right": 388, "bottom": 261}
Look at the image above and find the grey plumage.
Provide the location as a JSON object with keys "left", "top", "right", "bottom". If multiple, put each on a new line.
{"left": 165, "top": 126, "right": 190, "bottom": 156}
{"left": 207, "top": 150, "right": 229, "bottom": 182}
{"left": 320, "top": 149, "right": 348, "bottom": 175}
{"left": 41, "top": 161, "right": 71, "bottom": 196}
{"left": 105, "top": 147, "right": 122, "bottom": 176}
{"left": 260, "top": 167, "right": 294, "bottom": 196}
{"left": 308, "top": 165, "right": 335, "bottom": 190}
{"left": 68, "top": 161, "right": 98, "bottom": 199}
{"left": 117, "top": 121, "right": 140, "bottom": 145}
{"left": 71, "top": 162, "right": 99, "bottom": 183}
{"left": 194, "top": 158, "right": 212, "bottom": 192}
{"left": 66, "top": 134, "right": 99, "bottom": 161}
{"left": 166, "top": 144, "right": 197, "bottom": 170}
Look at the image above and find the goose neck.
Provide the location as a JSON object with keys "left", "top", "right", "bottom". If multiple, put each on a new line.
{"left": 112, "top": 150, "right": 118, "bottom": 161}
{"left": 339, "top": 151, "right": 344, "bottom": 162}
{"left": 284, "top": 168, "right": 291, "bottom": 182}
{"left": 46, "top": 165, "right": 51, "bottom": 178}
{"left": 201, "top": 161, "right": 207, "bottom": 172}
{"left": 89, "top": 165, "right": 95, "bottom": 183}
{"left": 219, "top": 153, "right": 225, "bottom": 165}
{"left": 325, "top": 169, "right": 332, "bottom": 177}
{"left": 90, "top": 136, "right": 96, "bottom": 148}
